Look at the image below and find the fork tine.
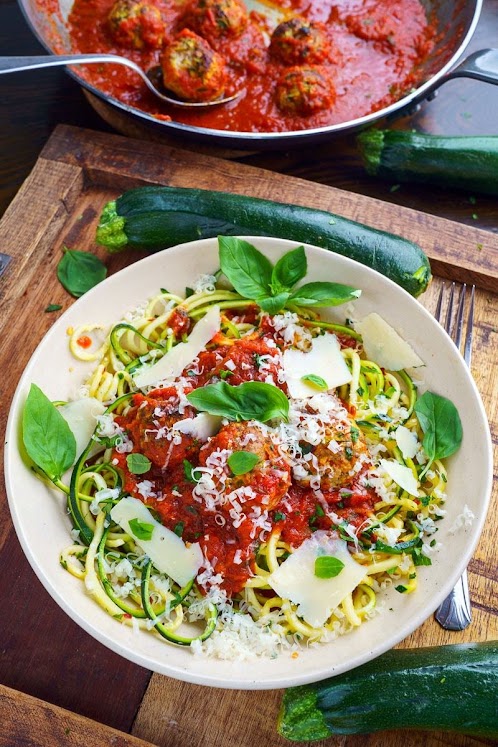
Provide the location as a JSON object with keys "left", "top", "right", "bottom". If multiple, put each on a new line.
{"left": 444, "top": 282, "right": 456, "bottom": 335}
{"left": 463, "top": 285, "right": 475, "bottom": 367}
{"left": 435, "top": 283, "right": 445, "bottom": 323}
{"left": 454, "top": 284, "right": 466, "bottom": 350}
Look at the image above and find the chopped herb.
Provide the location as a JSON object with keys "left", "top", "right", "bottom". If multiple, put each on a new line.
{"left": 160, "top": 288, "right": 169, "bottom": 294}
{"left": 183, "top": 459, "right": 198, "bottom": 483}
{"left": 395, "top": 585, "right": 408, "bottom": 593}
{"left": 345, "top": 446, "right": 354, "bottom": 459}
{"left": 430, "top": 539, "right": 437, "bottom": 547}
{"left": 45, "top": 303, "right": 62, "bottom": 313}
{"left": 300, "top": 442, "right": 314, "bottom": 455}
{"left": 274, "top": 511, "right": 286, "bottom": 522}
{"left": 220, "top": 369, "right": 234, "bottom": 379}
{"left": 173, "top": 521, "right": 184, "bottom": 537}
{"left": 185, "top": 287, "right": 194, "bottom": 297}
{"left": 389, "top": 184, "right": 400, "bottom": 193}
{"left": 129, "top": 518, "right": 154, "bottom": 541}
{"left": 314, "top": 555, "right": 345, "bottom": 579}
{"left": 409, "top": 572, "right": 417, "bottom": 579}
{"left": 357, "top": 386, "right": 364, "bottom": 396}
{"left": 413, "top": 550, "right": 432, "bottom": 566}
{"left": 350, "top": 427, "right": 359, "bottom": 444}
{"left": 186, "top": 370, "right": 196, "bottom": 377}
{"left": 477, "top": 243, "right": 483, "bottom": 251}
{"left": 472, "top": 213, "right": 478, "bottom": 220}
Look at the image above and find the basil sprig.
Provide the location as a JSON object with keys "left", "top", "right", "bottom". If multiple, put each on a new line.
{"left": 57, "top": 247, "right": 107, "bottom": 298}
{"left": 414, "top": 391, "right": 463, "bottom": 476}
{"left": 22, "top": 383, "right": 76, "bottom": 481}
{"left": 218, "top": 237, "right": 360, "bottom": 313}
{"left": 187, "top": 381, "right": 289, "bottom": 423}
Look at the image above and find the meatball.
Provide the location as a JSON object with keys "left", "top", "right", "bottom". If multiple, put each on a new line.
{"left": 108, "top": 0, "right": 164, "bottom": 49}
{"left": 117, "top": 393, "right": 200, "bottom": 470}
{"left": 161, "top": 29, "right": 228, "bottom": 102}
{"left": 270, "top": 18, "right": 329, "bottom": 65}
{"left": 181, "top": 0, "right": 248, "bottom": 43}
{"left": 295, "top": 419, "right": 368, "bottom": 491}
{"left": 275, "top": 66, "right": 335, "bottom": 115}
{"left": 199, "top": 421, "right": 291, "bottom": 510}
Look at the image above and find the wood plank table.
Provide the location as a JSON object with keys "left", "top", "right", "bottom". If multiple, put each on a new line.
{"left": 0, "top": 1, "right": 498, "bottom": 744}
{"left": 1, "top": 124, "right": 497, "bottom": 747}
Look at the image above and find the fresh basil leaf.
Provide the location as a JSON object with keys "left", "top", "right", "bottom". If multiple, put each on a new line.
{"left": 183, "top": 458, "right": 198, "bottom": 483}
{"left": 22, "top": 384, "right": 76, "bottom": 481}
{"left": 314, "top": 555, "right": 345, "bottom": 579}
{"left": 187, "top": 381, "right": 289, "bottom": 423}
{"left": 228, "top": 450, "right": 260, "bottom": 476}
{"left": 129, "top": 518, "right": 154, "bottom": 541}
{"left": 301, "top": 374, "right": 328, "bottom": 391}
{"left": 414, "top": 391, "right": 463, "bottom": 474}
{"left": 45, "top": 303, "right": 62, "bottom": 313}
{"left": 289, "top": 282, "right": 361, "bottom": 308}
{"left": 258, "top": 291, "right": 291, "bottom": 314}
{"left": 57, "top": 247, "right": 107, "bottom": 298}
{"left": 271, "top": 246, "right": 307, "bottom": 294}
{"left": 218, "top": 237, "right": 272, "bottom": 300}
{"left": 126, "top": 453, "right": 152, "bottom": 475}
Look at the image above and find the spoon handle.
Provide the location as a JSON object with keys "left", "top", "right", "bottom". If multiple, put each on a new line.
{"left": 0, "top": 54, "right": 139, "bottom": 74}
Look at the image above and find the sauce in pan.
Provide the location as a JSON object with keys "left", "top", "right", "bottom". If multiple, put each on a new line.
{"left": 61, "top": 0, "right": 436, "bottom": 132}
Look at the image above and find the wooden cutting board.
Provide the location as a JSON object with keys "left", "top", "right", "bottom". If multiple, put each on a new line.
{"left": 0, "top": 125, "right": 496, "bottom": 747}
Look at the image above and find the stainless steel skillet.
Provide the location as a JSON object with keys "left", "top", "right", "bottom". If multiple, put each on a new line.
{"left": 15, "top": 0, "right": 498, "bottom": 150}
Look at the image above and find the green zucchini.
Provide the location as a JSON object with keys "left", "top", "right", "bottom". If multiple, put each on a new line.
{"left": 278, "top": 641, "right": 498, "bottom": 741}
{"left": 357, "top": 129, "right": 498, "bottom": 196}
{"left": 95, "top": 186, "right": 431, "bottom": 298}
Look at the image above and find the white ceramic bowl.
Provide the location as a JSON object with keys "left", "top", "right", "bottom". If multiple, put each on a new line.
{"left": 4, "top": 237, "right": 493, "bottom": 689}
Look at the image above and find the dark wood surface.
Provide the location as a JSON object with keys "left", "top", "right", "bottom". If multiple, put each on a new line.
{"left": 1, "top": 1, "right": 498, "bottom": 745}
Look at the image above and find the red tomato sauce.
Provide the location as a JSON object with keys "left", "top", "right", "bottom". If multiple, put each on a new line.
{"left": 111, "top": 327, "right": 378, "bottom": 594}
{"left": 42, "top": 0, "right": 436, "bottom": 132}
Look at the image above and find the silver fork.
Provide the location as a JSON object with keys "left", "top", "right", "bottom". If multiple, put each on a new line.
{"left": 433, "top": 282, "right": 475, "bottom": 631}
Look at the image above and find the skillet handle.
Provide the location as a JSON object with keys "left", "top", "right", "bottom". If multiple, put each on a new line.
{"left": 431, "top": 48, "right": 498, "bottom": 93}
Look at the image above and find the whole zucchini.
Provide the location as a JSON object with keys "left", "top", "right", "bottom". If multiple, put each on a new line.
{"left": 357, "top": 129, "right": 498, "bottom": 196}
{"left": 95, "top": 186, "right": 431, "bottom": 297}
{"left": 278, "top": 641, "right": 498, "bottom": 741}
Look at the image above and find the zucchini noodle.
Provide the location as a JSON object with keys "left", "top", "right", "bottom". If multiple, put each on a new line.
{"left": 45, "top": 265, "right": 449, "bottom": 660}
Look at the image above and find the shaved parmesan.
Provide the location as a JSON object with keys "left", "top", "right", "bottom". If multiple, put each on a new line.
{"left": 395, "top": 425, "right": 418, "bottom": 460}
{"left": 267, "top": 532, "right": 366, "bottom": 628}
{"left": 173, "top": 413, "right": 222, "bottom": 441}
{"left": 380, "top": 459, "right": 419, "bottom": 497}
{"left": 133, "top": 306, "right": 221, "bottom": 389}
{"left": 355, "top": 313, "right": 424, "bottom": 371}
{"left": 58, "top": 397, "right": 106, "bottom": 460}
{"left": 283, "top": 334, "right": 352, "bottom": 399}
{"left": 110, "top": 496, "right": 203, "bottom": 586}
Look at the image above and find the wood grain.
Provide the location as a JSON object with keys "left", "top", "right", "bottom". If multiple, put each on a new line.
{"left": 0, "top": 125, "right": 496, "bottom": 747}
{"left": 0, "top": 684, "right": 157, "bottom": 747}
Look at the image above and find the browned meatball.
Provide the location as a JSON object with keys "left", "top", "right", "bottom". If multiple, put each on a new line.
{"left": 270, "top": 18, "right": 329, "bottom": 65}
{"left": 181, "top": 0, "right": 248, "bottom": 43}
{"left": 295, "top": 420, "right": 368, "bottom": 491}
{"left": 161, "top": 28, "right": 228, "bottom": 102}
{"left": 275, "top": 66, "right": 335, "bottom": 115}
{"left": 199, "top": 421, "right": 291, "bottom": 509}
{"left": 108, "top": 0, "right": 164, "bottom": 49}
{"left": 116, "top": 394, "right": 199, "bottom": 470}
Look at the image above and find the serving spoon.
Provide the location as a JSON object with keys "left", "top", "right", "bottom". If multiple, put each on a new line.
{"left": 0, "top": 54, "right": 240, "bottom": 108}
